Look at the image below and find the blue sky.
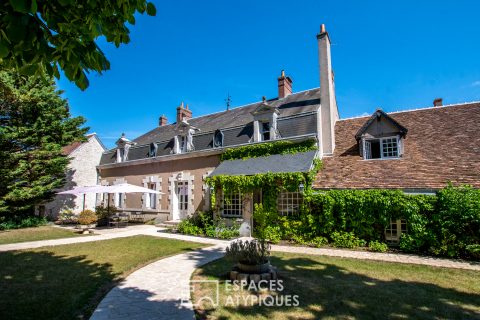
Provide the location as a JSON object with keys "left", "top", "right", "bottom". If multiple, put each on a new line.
{"left": 57, "top": 0, "right": 480, "bottom": 148}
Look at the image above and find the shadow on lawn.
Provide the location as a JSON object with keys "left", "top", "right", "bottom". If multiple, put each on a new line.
{"left": 0, "top": 244, "right": 223, "bottom": 320}
{"left": 0, "top": 250, "right": 116, "bottom": 320}
{"left": 197, "top": 256, "right": 480, "bottom": 320}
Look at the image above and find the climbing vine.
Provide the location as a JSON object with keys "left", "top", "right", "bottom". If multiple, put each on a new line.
{"left": 206, "top": 158, "right": 322, "bottom": 211}
{"left": 220, "top": 139, "right": 317, "bottom": 161}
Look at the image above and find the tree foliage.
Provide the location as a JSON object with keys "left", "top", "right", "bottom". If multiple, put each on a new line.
{"left": 0, "top": 70, "right": 87, "bottom": 217}
{"left": 0, "top": 0, "right": 156, "bottom": 90}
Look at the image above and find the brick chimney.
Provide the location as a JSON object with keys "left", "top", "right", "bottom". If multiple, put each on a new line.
{"left": 278, "top": 70, "right": 293, "bottom": 99}
{"left": 433, "top": 98, "right": 443, "bottom": 107}
{"left": 317, "top": 23, "right": 339, "bottom": 156}
{"left": 159, "top": 114, "right": 168, "bottom": 126}
{"left": 176, "top": 102, "right": 192, "bottom": 123}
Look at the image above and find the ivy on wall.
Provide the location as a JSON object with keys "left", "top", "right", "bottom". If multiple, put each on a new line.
{"left": 220, "top": 139, "right": 317, "bottom": 161}
{"left": 206, "top": 139, "right": 322, "bottom": 212}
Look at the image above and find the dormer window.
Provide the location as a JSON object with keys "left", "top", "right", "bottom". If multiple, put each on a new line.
{"left": 250, "top": 97, "right": 279, "bottom": 143}
{"left": 173, "top": 119, "right": 199, "bottom": 154}
{"left": 355, "top": 110, "right": 407, "bottom": 161}
{"left": 115, "top": 133, "right": 136, "bottom": 163}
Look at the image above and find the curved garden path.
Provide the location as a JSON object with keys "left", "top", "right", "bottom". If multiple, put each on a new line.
{"left": 90, "top": 244, "right": 226, "bottom": 320}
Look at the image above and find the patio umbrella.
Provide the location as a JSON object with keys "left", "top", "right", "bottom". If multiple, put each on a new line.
{"left": 57, "top": 186, "right": 107, "bottom": 211}
{"left": 57, "top": 183, "right": 163, "bottom": 212}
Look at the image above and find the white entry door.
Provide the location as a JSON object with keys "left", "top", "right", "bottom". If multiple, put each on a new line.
{"left": 176, "top": 181, "right": 189, "bottom": 220}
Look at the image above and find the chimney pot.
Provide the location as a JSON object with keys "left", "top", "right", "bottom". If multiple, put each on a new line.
{"left": 176, "top": 102, "right": 192, "bottom": 122}
{"left": 159, "top": 114, "right": 168, "bottom": 126}
{"left": 277, "top": 70, "right": 293, "bottom": 99}
{"left": 433, "top": 98, "right": 443, "bottom": 107}
{"left": 320, "top": 24, "right": 326, "bottom": 34}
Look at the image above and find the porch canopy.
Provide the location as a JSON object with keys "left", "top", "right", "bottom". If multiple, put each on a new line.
{"left": 209, "top": 150, "right": 318, "bottom": 176}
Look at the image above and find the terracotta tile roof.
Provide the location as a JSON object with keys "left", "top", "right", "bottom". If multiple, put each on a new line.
{"left": 314, "top": 102, "right": 480, "bottom": 190}
{"left": 62, "top": 141, "right": 83, "bottom": 155}
{"left": 62, "top": 134, "right": 94, "bottom": 155}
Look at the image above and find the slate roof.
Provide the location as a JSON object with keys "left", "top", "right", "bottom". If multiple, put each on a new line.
{"left": 210, "top": 150, "right": 318, "bottom": 176}
{"left": 314, "top": 102, "right": 480, "bottom": 190}
{"left": 99, "top": 89, "right": 320, "bottom": 165}
{"left": 133, "top": 88, "right": 320, "bottom": 145}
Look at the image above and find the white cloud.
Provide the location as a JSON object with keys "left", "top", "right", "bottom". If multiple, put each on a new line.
{"left": 471, "top": 81, "right": 480, "bottom": 87}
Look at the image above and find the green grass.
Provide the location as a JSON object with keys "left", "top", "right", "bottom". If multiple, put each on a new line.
{"left": 192, "top": 252, "right": 480, "bottom": 319}
{"left": 0, "top": 235, "right": 206, "bottom": 319}
{"left": 0, "top": 226, "right": 82, "bottom": 245}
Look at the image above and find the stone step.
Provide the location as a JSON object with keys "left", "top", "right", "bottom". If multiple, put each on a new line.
{"left": 156, "top": 220, "right": 182, "bottom": 229}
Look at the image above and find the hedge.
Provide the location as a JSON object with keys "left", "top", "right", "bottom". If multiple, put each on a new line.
{"left": 261, "top": 185, "right": 479, "bottom": 260}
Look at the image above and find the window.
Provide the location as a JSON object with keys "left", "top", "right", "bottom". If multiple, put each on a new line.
{"left": 382, "top": 137, "right": 398, "bottom": 158}
{"left": 177, "top": 181, "right": 188, "bottom": 211}
{"left": 222, "top": 193, "right": 243, "bottom": 217}
{"left": 145, "top": 183, "right": 156, "bottom": 209}
{"left": 180, "top": 136, "right": 187, "bottom": 153}
{"left": 363, "top": 136, "right": 399, "bottom": 160}
{"left": 116, "top": 148, "right": 125, "bottom": 163}
{"left": 149, "top": 143, "right": 158, "bottom": 157}
{"left": 115, "top": 193, "right": 124, "bottom": 208}
{"left": 260, "top": 122, "right": 270, "bottom": 141}
{"left": 213, "top": 130, "right": 224, "bottom": 148}
{"left": 385, "top": 218, "right": 407, "bottom": 244}
{"left": 277, "top": 192, "right": 303, "bottom": 215}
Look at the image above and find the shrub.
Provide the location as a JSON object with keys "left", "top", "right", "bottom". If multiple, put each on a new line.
{"left": 431, "top": 185, "right": 480, "bottom": 258}
{"left": 78, "top": 210, "right": 97, "bottom": 226}
{"left": 466, "top": 244, "right": 480, "bottom": 259}
{"left": 290, "top": 234, "right": 308, "bottom": 245}
{"left": 331, "top": 231, "right": 364, "bottom": 248}
{"left": 0, "top": 216, "right": 47, "bottom": 230}
{"left": 177, "top": 220, "right": 203, "bottom": 236}
{"left": 309, "top": 236, "right": 329, "bottom": 248}
{"left": 215, "top": 218, "right": 240, "bottom": 239}
{"left": 369, "top": 240, "right": 389, "bottom": 252}
{"left": 59, "top": 210, "right": 77, "bottom": 224}
{"left": 95, "top": 206, "right": 118, "bottom": 220}
{"left": 225, "top": 239, "right": 270, "bottom": 265}
{"left": 263, "top": 225, "right": 282, "bottom": 244}
{"left": 95, "top": 206, "right": 118, "bottom": 227}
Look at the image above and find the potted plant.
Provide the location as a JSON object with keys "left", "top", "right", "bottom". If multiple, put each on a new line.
{"left": 78, "top": 210, "right": 98, "bottom": 233}
{"left": 225, "top": 239, "right": 271, "bottom": 273}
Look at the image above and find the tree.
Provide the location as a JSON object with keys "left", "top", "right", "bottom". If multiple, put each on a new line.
{"left": 0, "top": 0, "right": 156, "bottom": 90}
{"left": 0, "top": 70, "right": 87, "bottom": 217}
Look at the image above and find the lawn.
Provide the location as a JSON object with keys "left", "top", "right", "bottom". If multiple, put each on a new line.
{"left": 0, "top": 226, "right": 82, "bottom": 245}
{"left": 0, "top": 235, "right": 206, "bottom": 320}
{"left": 192, "top": 252, "right": 480, "bottom": 319}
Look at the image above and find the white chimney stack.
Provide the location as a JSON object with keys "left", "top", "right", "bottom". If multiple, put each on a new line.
{"left": 317, "top": 24, "right": 339, "bottom": 156}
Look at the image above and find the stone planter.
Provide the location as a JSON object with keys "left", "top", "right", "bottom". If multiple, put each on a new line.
{"left": 237, "top": 261, "right": 271, "bottom": 273}
{"left": 229, "top": 263, "right": 278, "bottom": 284}
{"left": 78, "top": 224, "right": 96, "bottom": 234}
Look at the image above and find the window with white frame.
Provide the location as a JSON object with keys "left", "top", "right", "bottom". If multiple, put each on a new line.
{"left": 363, "top": 136, "right": 400, "bottom": 160}
{"left": 277, "top": 191, "right": 303, "bottom": 215}
{"left": 177, "top": 181, "right": 189, "bottom": 211}
{"left": 222, "top": 192, "right": 243, "bottom": 217}
{"left": 145, "top": 182, "right": 156, "bottom": 209}
{"left": 385, "top": 218, "right": 407, "bottom": 244}
{"left": 260, "top": 121, "right": 270, "bottom": 141}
